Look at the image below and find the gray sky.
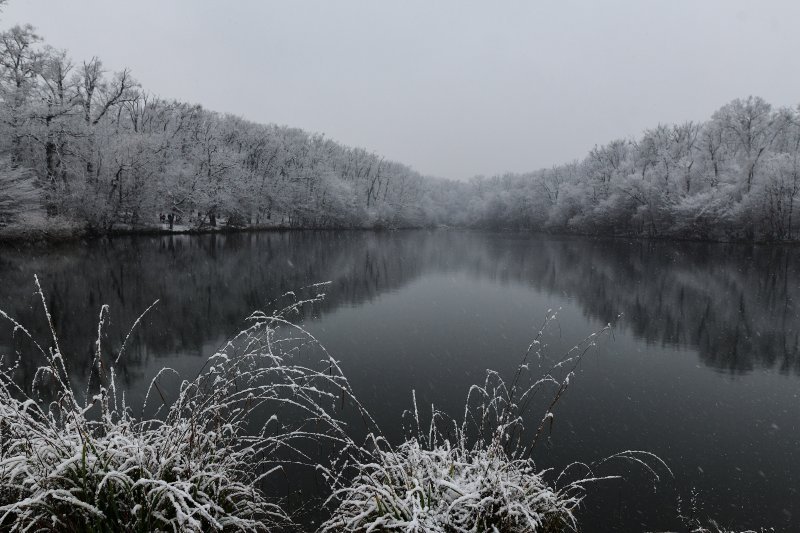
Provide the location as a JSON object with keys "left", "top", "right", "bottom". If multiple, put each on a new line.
{"left": 5, "top": 0, "right": 800, "bottom": 180}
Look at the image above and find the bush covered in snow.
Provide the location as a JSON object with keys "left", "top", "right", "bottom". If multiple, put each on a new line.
{"left": 320, "top": 437, "right": 581, "bottom": 532}
{"left": 0, "top": 401, "right": 285, "bottom": 531}
{"left": 319, "top": 317, "right": 672, "bottom": 532}
{"left": 0, "top": 278, "right": 360, "bottom": 532}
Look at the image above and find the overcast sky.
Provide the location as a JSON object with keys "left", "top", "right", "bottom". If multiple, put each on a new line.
{"left": 4, "top": 0, "right": 800, "bottom": 180}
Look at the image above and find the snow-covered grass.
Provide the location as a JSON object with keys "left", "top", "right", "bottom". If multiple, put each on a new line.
{"left": 3, "top": 282, "right": 758, "bottom": 532}
{"left": 320, "top": 316, "right": 672, "bottom": 532}
{"left": 686, "top": 522, "right": 773, "bottom": 533}
{"left": 0, "top": 277, "right": 364, "bottom": 532}
{"left": 319, "top": 436, "right": 581, "bottom": 532}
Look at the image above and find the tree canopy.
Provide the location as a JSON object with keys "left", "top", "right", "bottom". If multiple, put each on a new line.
{"left": 1, "top": 20, "right": 799, "bottom": 241}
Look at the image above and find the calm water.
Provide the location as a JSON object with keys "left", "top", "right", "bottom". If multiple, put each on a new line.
{"left": 0, "top": 230, "right": 798, "bottom": 531}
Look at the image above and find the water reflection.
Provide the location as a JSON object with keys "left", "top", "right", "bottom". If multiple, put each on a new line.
{"left": 1, "top": 231, "right": 797, "bottom": 380}
{"left": 1, "top": 231, "right": 798, "bottom": 531}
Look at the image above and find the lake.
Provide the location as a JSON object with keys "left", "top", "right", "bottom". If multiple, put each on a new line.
{"left": 0, "top": 230, "right": 798, "bottom": 531}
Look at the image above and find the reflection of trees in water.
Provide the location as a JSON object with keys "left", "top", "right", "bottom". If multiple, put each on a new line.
{"left": 0, "top": 231, "right": 798, "bottom": 385}
{"left": 0, "top": 231, "right": 433, "bottom": 389}
{"left": 465, "top": 236, "right": 800, "bottom": 375}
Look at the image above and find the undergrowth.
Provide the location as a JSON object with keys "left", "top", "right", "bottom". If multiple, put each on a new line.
{"left": 0, "top": 277, "right": 361, "bottom": 532}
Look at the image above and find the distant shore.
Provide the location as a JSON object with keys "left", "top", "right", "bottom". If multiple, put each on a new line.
{"left": 0, "top": 218, "right": 437, "bottom": 245}
{"left": 2, "top": 218, "right": 799, "bottom": 247}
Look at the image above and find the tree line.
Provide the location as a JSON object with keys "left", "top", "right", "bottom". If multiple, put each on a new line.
{"left": 1, "top": 20, "right": 799, "bottom": 241}
{"left": 462, "top": 96, "right": 800, "bottom": 240}
{"left": 0, "top": 24, "right": 453, "bottom": 232}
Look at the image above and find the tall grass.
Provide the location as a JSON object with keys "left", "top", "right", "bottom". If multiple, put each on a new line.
{"left": 319, "top": 316, "right": 672, "bottom": 532}
{"left": 3, "top": 280, "right": 755, "bottom": 532}
{"left": 0, "top": 277, "right": 365, "bottom": 532}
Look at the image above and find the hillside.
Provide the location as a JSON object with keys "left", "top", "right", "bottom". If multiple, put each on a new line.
{"left": 0, "top": 21, "right": 798, "bottom": 241}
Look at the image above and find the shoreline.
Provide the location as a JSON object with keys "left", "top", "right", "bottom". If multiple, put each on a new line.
{"left": 1, "top": 221, "right": 798, "bottom": 246}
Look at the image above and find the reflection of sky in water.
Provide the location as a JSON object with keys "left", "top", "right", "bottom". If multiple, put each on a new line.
{"left": 0, "top": 231, "right": 798, "bottom": 531}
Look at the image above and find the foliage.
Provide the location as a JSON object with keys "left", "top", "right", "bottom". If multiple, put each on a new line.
{"left": 0, "top": 157, "right": 38, "bottom": 225}
{"left": 465, "top": 97, "right": 800, "bottom": 240}
{"left": 320, "top": 438, "right": 577, "bottom": 533}
{"left": 0, "top": 22, "right": 441, "bottom": 233}
{"left": 0, "top": 278, "right": 361, "bottom": 532}
{"left": 2, "top": 16, "right": 800, "bottom": 240}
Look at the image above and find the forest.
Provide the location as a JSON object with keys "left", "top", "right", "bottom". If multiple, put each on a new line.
{"left": 1, "top": 22, "right": 800, "bottom": 241}
{"left": 462, "top": 96, "right": 800, "bottom": 241}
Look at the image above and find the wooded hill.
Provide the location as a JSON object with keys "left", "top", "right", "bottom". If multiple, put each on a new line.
{"left": 1, "top": 22, "right": 799, "bottom": 241}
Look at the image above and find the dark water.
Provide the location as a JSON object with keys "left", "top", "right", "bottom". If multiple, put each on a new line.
{"left": 0, "top": 230, "right": 798, "bottom": 531}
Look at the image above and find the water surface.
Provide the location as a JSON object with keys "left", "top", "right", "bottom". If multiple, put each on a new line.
{"left": 0, "top": 230, "right": 798, "bottom": 531}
